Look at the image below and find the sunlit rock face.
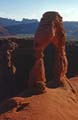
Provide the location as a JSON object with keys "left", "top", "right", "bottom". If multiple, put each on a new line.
{"left": 28, "top": 11, "right": 68, "bottom": 90}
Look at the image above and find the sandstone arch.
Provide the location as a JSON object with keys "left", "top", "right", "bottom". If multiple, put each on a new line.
{"left": 28, "top": 11, "right": 68, "bottom": 93}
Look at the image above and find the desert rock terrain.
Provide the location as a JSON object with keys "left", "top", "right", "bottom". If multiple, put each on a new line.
{"left": 0, "top": 12, "right": 78, "bottom": 120}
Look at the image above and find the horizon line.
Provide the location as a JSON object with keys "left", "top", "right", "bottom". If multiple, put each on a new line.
{"left": 0, "top": 16, "right": 78, "bottom": 22}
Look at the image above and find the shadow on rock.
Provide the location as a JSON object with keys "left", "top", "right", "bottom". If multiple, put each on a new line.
{"left": 0, "top": 99, "right": 17, "bottom": 114}
{"left": 0, "top": 98, "right": 30, "bottom": 114}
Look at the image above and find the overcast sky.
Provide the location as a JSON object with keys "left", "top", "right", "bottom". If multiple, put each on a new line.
{"left": 0, "top": 0, "right": 77, "bottom": 21}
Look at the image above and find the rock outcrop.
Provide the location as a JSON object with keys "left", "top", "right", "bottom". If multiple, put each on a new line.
{"left": 28, "top": 12, "right": 68, "bottom": 92}
{"left": 1, "top": 87, "right": 78, "bottom": 120}
{"left": 0, "top": 39, "right": 17, "bottom": 101}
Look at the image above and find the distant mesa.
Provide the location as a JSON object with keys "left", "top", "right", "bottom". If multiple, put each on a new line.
{"left": 0, "top": 17, "right": 78, "bottom": 39}
{"left": 0, "top": 17, "right": 38, "bottom": 26}
{"left": 0, "top": 17, "right": 39, "bottom": 36}
{"left": 0, "top": 25, "right": 10, "bottom": 36}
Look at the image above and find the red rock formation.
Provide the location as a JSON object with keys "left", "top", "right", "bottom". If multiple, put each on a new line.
{"left": 28, "top": 11, "right": 68, "bottom": 92}
{"left": 0, "top": 40, "right": 17, "bottom": 101}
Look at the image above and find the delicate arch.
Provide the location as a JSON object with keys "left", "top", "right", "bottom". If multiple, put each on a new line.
{"left": 28, "top": 11, "right": 68, "bottom": 93}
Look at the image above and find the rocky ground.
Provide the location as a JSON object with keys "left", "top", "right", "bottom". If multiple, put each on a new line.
{"left": 0, "top": 77, "right": 78, "bottom": 120}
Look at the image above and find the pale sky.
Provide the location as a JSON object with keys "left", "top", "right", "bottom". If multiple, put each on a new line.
{"left": 0, "top": 0, "right": 78, "bottom": 21}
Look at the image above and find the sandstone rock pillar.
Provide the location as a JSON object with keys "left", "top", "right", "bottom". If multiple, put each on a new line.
{"left": 0, "top": 40, "right": 18, "bottom": 100}
{"left": 28, "top": 11, "right": 68, "bottom": 92}
{"left": 52, "top": 18, "right": 68, "bottom": 85}
{"left": 28, "top": 12, "right": 56, "bottom": 93}
{"left": 28, "top": 51, "right": 46, "bottom": 93}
